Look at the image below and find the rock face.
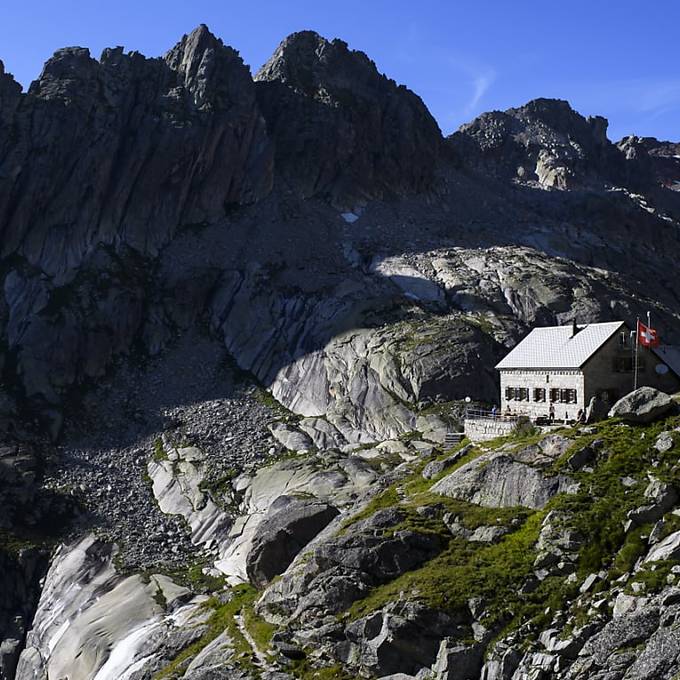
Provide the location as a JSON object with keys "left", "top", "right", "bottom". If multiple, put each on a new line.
{"left": 344, "top": 602, "right": 465, "bottom": 677}
{"left": 431, "top": 451, "right": 578, "bottom": 509}
{"left": 255, "top": 31, "right": 441, "bottom": 209}
{"left": 451, "top": 98, "right": 626, "bottom": 190}
{"left": 15, "top": 535, "right": 206, "bottom": 680}
{"left": 257, "top": 509, "right": 441, "bottom": 625}
{"left": 246, "top": 495, "right": 339, "bottom": 587}
{"left": 2, "top": 22, "right": 680, "bottom": 680}
{"left": 0, "top": 25, "right": 275, "bottom": 409}
{"left": 608, "top": 387, "right": 675, "bottom": 423}
{"left": 0, "top": 549, "right": 46, "bottom": 680}
{"left": 0, "top": 25, "right": 271, "bottom": 279}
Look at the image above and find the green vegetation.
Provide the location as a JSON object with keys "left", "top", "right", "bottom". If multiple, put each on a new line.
{"left": 288, "top": 660, "right": 356, "bottom": 679}
{"left": 628, "top": 560, "right": 675, "bottom": 594}
{"left": 154, "top": 584, "right": 275, "bottom": 679}
{"left": 153, "top": 438, "right": 168, "bottom": 462}
{"left": 152, "top": 579, "right": 168, "bottom": 610}
{"left": 348, "top": 510, "right": 555, "bottom": 632}
{"left": 0, "top": 529, "right": 42, "bottom": 557}
{"left": 253, "top": 387, "right": 296, "bottom": 420}
{"left": 335, "top": 412, "right": 680, "bottom": 643}
{"left": 162, "top": 562, "right": 227, "bottom": 594}
{"left": 549, "top": 416, "right": 678, "bottom": 577}
{"left": 198, "top": 470, "right": 238, "bottom": 504}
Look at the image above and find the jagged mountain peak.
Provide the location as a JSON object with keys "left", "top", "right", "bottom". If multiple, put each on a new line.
{"left": 165, "top": 23, "right": 229, "bottom": 70}
{"left": 508, "top": 97, "right": 610, "bottom": 146}
{"left": 0, "top": 59, "right": 22, "bottom": 107}
{"left": 254, "top": 29, "right": 441, "bottom": 208}
{"left": 28, "top": 47, "right": 99, "bottom": 102}
{"left": 164, "top": 24, "right": 252, "bottom": 110}
{"left": 452, "top": 96, "right": 624, "bottom": 189}
{"left": 255, "top": 29, "right": 400, "bottom": 103}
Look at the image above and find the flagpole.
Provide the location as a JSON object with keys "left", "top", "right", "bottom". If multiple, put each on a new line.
{"left": 634, "top": 317, "right": 640, "bottom": 391}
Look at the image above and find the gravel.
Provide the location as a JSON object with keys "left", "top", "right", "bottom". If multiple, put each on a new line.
{"left": 44, "top": 328, "right": 279, "bottom": 571}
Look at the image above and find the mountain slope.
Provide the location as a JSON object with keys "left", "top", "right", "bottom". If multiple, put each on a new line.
{"left": 0, "top": 24, "right": 679, "bottom": 680}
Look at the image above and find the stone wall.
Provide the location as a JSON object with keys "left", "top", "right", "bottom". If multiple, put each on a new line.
{"left": 464, "top": 417, "right": 517, "bottom": 442}
{"left": 499, "top": 369, "right": 585, "bottom": 421}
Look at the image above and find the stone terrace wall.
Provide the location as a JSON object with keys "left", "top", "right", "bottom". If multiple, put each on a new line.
{"left": 464, "top": 417, "right": 516, "bottom": 442}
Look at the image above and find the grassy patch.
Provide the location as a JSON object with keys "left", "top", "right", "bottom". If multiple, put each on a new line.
{"left": 548, "top": 415, "right": 680, "bottom": 577}
{"left": 160, "top": 562, "right": 227, "bottom": 594}
{"left": 289, "top": 660, "right": 356, "bottom": 679}
{"left": 340, "top": 487, "right": 401, "bottom": 531}
{"left": 628, "top": 560, "right": 675, "bottom": 595}
{"left": 154, "top": 584, "right": 273, "bottom": 679}
{"left": 253, "top": 387, "right": 295, "bottom": 419}
{"left": 199, "top": 470, "right": 238, "bottom": 503}
{"left": 242, "top": 600, "right": 276, "bottom": 652}
{"left": 347, "top": 510, "right": 549, "bottom": 632}
{"left": 153, "top": 438, "right": 168, "bottom": 462}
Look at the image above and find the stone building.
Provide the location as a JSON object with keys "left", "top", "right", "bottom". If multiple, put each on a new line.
{"left": 496, "top": 321, "right": 680, "bottom": 422}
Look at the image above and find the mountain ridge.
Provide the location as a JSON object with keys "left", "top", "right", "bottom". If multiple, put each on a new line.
{"left": 0, "top": 24, "right": 680, "bottom": 680}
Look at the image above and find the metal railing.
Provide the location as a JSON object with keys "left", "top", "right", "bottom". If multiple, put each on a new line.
{"left": 464, "top": 408, "right": 526, "bottom": 422}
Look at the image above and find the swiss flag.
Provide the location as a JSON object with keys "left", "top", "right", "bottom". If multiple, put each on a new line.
{"left": 638, "top": 320, "right": 660, "bottom": 348}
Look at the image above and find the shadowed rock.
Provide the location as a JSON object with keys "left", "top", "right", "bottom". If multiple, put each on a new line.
{"left": 255, "top": 30, "right": 441, "bottom": 209}
{"left": 246, "top": 495, "right": 340, "bottom": 588}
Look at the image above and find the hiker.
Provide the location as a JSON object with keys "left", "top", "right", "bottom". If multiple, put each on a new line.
{"left": 491, "top": 405, "right": 498, "bottom": 419}
{"left": 548, "top": 402, "right": 555, "bottom": 424}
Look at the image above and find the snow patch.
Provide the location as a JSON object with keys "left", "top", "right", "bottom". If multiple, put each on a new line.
{"left": 341, "top": 212, "right": 359, "bottom": 224}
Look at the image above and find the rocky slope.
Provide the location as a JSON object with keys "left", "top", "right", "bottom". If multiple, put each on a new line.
{"left": 0, "top": 23, "right": 680, "bottom": 680}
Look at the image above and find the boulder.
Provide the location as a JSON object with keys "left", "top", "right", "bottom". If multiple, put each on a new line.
{"left": 344, "top": 601, "right": 463, "bottom": 677}
{"left": 654, "top": 431, "right": 675, "bottom": 453}
{"left": 268, "top": 423, "right": 314, "bottom": 452}
{"left": 625, "top": 479, "right": 679, "bottom": 531}
{"left": 608, "top": 387, "right": 674, "bottom": 424}
{"left": 585, "top": 395, "right": 609, "bottom": 424}
{"left": 431, "top": 638, "right": 484, "bottom": 679}
{"left": 431, "top": 452, "right": 578, "bottom": 510}
{"left": 422, "top": 444, "right": 473, "bottom": 480}
{"left": 469, "top": 526, "right": 508, "bottom": 544}
{"left": 246, "top": 495, "right": 340, "bottom": 587}
{"left": 479, "top": 646, "right": 521, "bottom": 680}
{"left": 644, "top": 529, "right": 680, "bottom": 563}
{"left": 566, "top": 440, "right": 602, "bottom": 471}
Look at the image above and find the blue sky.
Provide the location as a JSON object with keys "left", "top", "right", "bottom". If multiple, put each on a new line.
{"left": 0, "top": 0, "right": 678, "bottom": 141}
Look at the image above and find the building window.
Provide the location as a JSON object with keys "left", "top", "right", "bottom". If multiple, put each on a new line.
{"left": 558, "top": 389, "right": 577, "bottom": 403}
{"left": 506, "top": 387, "right": 530, "bottom": 401}
{"left": 534, "top": 388, "right": 546, "bottom": 402}
{"left": 619, "top": 331, "right": 632, "bottom": 349}
{"left": 549, "top": 388, "right": 560, "bottom": 403}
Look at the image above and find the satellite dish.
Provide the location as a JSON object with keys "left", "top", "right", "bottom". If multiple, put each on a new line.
{"left": 656, "top": 364, "right": 669, "bottom": 375}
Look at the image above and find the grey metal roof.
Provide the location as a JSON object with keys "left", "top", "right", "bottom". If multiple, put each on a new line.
{"left": 496, "top": 321, "right": 625, "bottom": 370}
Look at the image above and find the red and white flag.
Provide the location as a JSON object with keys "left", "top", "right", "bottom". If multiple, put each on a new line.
{"left": 638, "top": 320, "right": 660, "bottom": 347}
